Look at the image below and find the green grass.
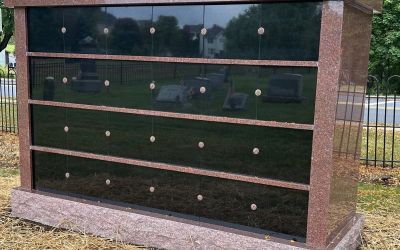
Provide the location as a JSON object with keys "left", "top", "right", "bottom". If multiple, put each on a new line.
{"left": 0, "top": 101, "right": 17, "bottom": 132}
{"left": 361, "top": 127, "right": 400, "bottom": 167}
{"left": 358, "top": 182, "right": 400, "bottom": 212}
{"left": 0, "top": 167, "right": 19, "bottom": 178}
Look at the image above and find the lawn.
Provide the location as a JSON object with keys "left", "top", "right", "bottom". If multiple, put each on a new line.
{"left": 362, "top": 127, "right": 400, "bottom": 167}
{"left": 0, "top": 132, "right": 399, "bottom": 249}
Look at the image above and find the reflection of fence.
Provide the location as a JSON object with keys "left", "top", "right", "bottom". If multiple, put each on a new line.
{"left": 30, "top": 60, "right": 204, "bottom": 87}
{"left": 362, "top": 75, "right": 400, "bottom": 167}
{"left": 0, "top": 67, "right": 17, "bottom": 133}
{"left": 3, "top": 62, "right": 400, "bottom": 167}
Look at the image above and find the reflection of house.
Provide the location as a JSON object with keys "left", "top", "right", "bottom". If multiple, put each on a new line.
{"left": 200, "top": 25, "right": 225, "bottom": 58}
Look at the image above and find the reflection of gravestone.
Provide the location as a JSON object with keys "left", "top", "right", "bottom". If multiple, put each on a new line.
{"left": 218, "top": 66, "right": 229, "bottom": 82}
{"left": 262, "top": 73, "right": 305, "bottom": 102}
{"left": 206, "top": 73, "right": 224, "bottom": 89}
{"left": 71, "top": 36, "right": 102, "bottom": 93}
{"left": 43, "top": 76, "right": 55, "bottom": 101}
{"left": 184, "top": 77, "right": 211, "bottom": 98}
{"left": 223, "top": 81, "right": 248, "bottom": 110}
{"left": 71, "top": 60, "right": 102, "bottom": 93}
{"left": 155, "top": 85, "right": 190, "bottom": 108}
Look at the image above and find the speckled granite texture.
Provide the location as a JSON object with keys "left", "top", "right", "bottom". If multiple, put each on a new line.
{"left": 11, "top": 188, "right": 364, "bottom": 250}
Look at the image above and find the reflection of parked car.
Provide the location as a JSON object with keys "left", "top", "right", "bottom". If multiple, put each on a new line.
{"left": 263, "top": 73, "right": 305, "bottom": 103}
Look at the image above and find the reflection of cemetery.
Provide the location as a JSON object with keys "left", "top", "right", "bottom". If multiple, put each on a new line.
{"left": 34, "top": 151, "right": 309, "bottom": 238}
{"left": 32, "top": 105, "right": 313, "bottom": 184}
{"left": 31, "top": 59, "right": 317, "bottom": 124}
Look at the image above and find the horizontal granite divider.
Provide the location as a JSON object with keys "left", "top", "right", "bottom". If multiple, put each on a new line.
{"left": 28, "top": 100, "right": 315, "bottom": 131}
{"left": 27, "top": 52, "right": 319, "bottom": 67}
{"left": 30, "top": 145, "right": 311, "bottom": 191}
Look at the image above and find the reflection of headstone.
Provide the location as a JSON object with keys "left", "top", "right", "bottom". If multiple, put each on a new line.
{"left": 262, "top": 73, "right": 304, "bottom": 102}
{"left": 71, "top": 60, "right": 102, "bottom": 93}
{"left": 223, "top": 81, "right": 248, "bottom": 110}
{"left": 218, "top": 66, "right": 229, "bottom": 82}
{"left": 43, "top": 77, "right": 55, "bottom": 101}
{"left": 156, "top": 85, "right": 188, "bottom": 104}
{"left": 184, "top": 77, "right": 211, "bottom": 98}
{"left": 206, "top": 73, "right": 224, "bottom": 89}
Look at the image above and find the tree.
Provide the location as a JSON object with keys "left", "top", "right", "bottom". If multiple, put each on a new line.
{"left": 0, "top": 0, "right": 14, "bottom": 52}
{"left": 369, "top": 0, "right": 400, "bottom": 92}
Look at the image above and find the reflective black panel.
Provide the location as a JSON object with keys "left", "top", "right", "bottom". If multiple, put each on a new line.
{"left": 30, "top": 58, "right": 317, "bottom": 124}
{"left": 31, "top": 105, "right": 312, "bottom": 183}
{"left": 27, "top": 2, "right": 321, "bottom": 61}
{"left": 31, "top": 105, "right": 67, "bottom": 148}
{"left": 152, "top": 5, "right": 204, "bottom": 57}
{"left": 106, "top": 6, "right": 153, "bottom": 55}
{"left": 28, "top": 8, "right": 64, "bottom": 53}
{"left": 33, "top": 151, "right": 309, "bottom": 238}
{"left": 259, "top": 2, "right": 322, "bottom": 61}
{"left": 204, "top": 4, "right": 259, "bottom": 59}
{"left": 63, "top": 7, "right": 109, "bottom": 54}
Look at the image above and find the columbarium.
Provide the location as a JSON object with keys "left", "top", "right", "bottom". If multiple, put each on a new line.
{"left": 6, "top": 0, "right": 381, "bottom": 249}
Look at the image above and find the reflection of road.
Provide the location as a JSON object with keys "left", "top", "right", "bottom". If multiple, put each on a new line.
{"left": 336, "top": 94, "right": 400, "bottom": 125}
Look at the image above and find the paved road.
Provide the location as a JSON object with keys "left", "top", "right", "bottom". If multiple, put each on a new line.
{"left": 337, "top": 94, "right": 400, "bottom": 125}
{"left": 0, "top": 79, "right": 16, "bottom": 98}
{"left": 364, "top": 97, "right": 400, "bottom": 125}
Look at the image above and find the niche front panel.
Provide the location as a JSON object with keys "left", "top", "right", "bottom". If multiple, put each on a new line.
{"left": 33, "top": 151, "right": 309, "bottom": 238}
{"left": 28, "top": 2, "right": 322, "bottom": 60}
{"left": 31, "top": 105, "right": 313, "bottom": 184}
{"left": 30, "top": 58, "right": 318, "bottom": 124}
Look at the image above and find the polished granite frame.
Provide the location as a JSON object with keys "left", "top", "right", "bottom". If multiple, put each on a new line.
{"left": 6, "top": 0, "right": 380, "bottom": 248}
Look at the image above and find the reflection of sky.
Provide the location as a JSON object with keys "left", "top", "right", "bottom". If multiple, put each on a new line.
{"left": 106, "top": 4, "right": 254, "bottom": 28}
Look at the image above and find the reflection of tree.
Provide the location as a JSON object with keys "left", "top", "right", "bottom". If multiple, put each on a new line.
{"left": 110, "top": 18, "right": 143, "bottom": 55}
{"left": 64, "top": 8, "right": 111, "bottom": 53}
{"left": 154, "top": 16, "right": 200, "bottom": 57}
{"left": 29, "top": 8, "right": 63, "bottom": 52}
{"left": 224, "top": 6, "right": 259, "bottom": 59}
{"left": 224, "top": 3, "right": 322, "bottom": 60}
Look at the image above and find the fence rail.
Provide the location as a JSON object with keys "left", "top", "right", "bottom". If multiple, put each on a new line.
{"left": 1, "top": 66, "right": 399, "bottom": 167}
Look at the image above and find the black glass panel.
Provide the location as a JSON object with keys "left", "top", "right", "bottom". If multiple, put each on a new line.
{"left": 152, "top": 5, "right": 204, "bottom": 58}
{"left": 30, "top": 58, "right": 317, "bottom": 124}
{"left": 259, "top": 2, "right": 322, "bottom": 61}
{"left": 31, "top": 105, "right": 66, "bottom": 148}
{"left": 27, "top": 2, "right": 321, "bottom": 61}
{"left": 63, "top": 7, "right": 109, "bottom": 54}
{"left": 204, "top": 4, "right": 259, "bottom": 59}
{"left": 28, "top": 8, "right": 64, "bottom": 53}
{"left": 106, "top": 6, "right": 153, "bottom": 55}
{"left": 31, "top": 106, "right": 312, "bottom": 183}
{"left": 33, "top": 151, "right": 309, "bottom": 238}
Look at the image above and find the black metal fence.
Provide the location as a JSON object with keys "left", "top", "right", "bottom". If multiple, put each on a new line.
{"left": 362, "top": 75, "right": 400, "bottom": 167}
{"left": 0, "top": 66, "right": 17, "bottom": 133}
